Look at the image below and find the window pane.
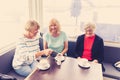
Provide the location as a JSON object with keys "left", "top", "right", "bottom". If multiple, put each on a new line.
{"left": 0, "top": 0, "right": 29, "bottom": 49}
{"left": 43, "top": 0, "right": 78, "bottom": 37}
{"left": 43, "top": 0, "right": 120, "bottom": 43}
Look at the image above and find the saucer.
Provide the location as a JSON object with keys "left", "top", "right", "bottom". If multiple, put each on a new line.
{"left": 78, "top": 62, "right": 90, "bottom": 69}
{"left": 37, "top": 63, "right": 50, "bottom": 70}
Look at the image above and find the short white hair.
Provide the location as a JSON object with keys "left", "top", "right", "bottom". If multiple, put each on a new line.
{"left": 84, "top": 22, "right": 96, "bottom": 30}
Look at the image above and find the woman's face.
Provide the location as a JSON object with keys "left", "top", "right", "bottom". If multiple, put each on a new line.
{"left": 29, "top": 25, "right": 39, "bottom": 38}
{"left": 85, "top": 27, "right": 94, "bottom": 36}
{"left": 50, "top": 24, "right": 58, "bottom": 33}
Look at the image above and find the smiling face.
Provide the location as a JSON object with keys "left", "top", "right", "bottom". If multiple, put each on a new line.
{"left": 49, "top": 19, "right": 60, "bottom": 34}
{"left": 85, "top": 27, "right": 94, "bottom": 36}
{"left": 50, "top": 24, "right": 58, "bottom": 33}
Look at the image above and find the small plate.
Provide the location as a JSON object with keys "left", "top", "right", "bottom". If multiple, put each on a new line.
{"left": 37, "top": 63, "right": 50, "bottom": 70}
{"left": 78, "top": 63, "right": 90, "bottom": 69}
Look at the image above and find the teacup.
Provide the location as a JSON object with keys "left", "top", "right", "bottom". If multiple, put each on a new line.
{"left": 79, "top": 58, "right": 88, "bottom": 66}
{"left": 56, "top": 59, "right": 62, "bottom": 65}
{"left": 55, "top": 55, "right": 63, "bottom": 65}
{"left": 39, "top": 59, "right": 49, "bottom": 68}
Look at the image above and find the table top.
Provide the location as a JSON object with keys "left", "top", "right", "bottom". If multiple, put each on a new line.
{"left": 25, "top": 57, "right": 103, "bottom": 80}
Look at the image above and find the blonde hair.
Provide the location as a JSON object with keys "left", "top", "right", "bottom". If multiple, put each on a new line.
{"left": 49, "top": 18, "right": 61, "bottom": 33}
{"left": 25, "top": 20, "right": 40, "bottom": 31}
{"left": 84, "top": 22, "right": 96, "bottom": 31}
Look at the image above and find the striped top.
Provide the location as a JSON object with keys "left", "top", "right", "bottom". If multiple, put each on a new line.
{"left": 12, "top": 35, "right": 40, "bottom": 68}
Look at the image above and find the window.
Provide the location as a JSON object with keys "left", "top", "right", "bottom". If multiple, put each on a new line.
{"left": 1, "top": 0, "right": 120, "bottom": 51}
{"left": 0, "top": 0, "right": 29, "bottom": 51}
{"left": 42, "top": 0, "right": 120, "bottom": 45}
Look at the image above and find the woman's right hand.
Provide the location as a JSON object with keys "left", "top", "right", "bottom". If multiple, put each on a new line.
{"left": 35, "top": 49, "right": 53, "bottom": 58}
{"left": 44, "top": 49, "right": 53, "bottom": 56}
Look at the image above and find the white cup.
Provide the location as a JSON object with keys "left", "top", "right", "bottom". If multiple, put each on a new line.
{"left": 39, "top": 59, "right": 49, "bottom": 67}
{"left": 56, "top": 60, "right": 61, "bottom": 65}
{"left": 80, "top": 58, "right": 88, "bottom": 66}
{"left": 55, "top": 55, "right": 62, "bottom": 65}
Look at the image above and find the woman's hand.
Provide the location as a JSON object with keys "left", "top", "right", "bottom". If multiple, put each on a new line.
{"left": 35, "top": 49, "right": 53, "bottom": 58}
{"left": 92, "top": 59, "right": 98, "bottom": 63}
{"left": 77, "top": 57, "right": 82, "bottom": 60}
{"left": 44, "top": 49, "right": 53, "bottom": 56}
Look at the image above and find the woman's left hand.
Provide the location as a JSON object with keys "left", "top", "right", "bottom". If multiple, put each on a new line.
{"left": 92, "top": 59, "right": 98, "bottom": 63}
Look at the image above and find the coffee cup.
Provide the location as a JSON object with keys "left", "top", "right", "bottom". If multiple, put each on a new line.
{"left": 39, "top": 59, "right": 49, "bottom": 68}
{"left": 55, "top": 54, "right": 63, "bottom": 65}
{"left": 56, "top": 59, "right": 62, "bottom": 65}
{"left": 80, "top": 58, "right": 88, "bottom": 66}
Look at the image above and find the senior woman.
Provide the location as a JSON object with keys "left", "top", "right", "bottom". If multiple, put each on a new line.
{"left": 75, "top": 22, "right": 105, "bottom": 71}
{"left": 43, "top": 18, "right": 68, "bottom": 56}
{"left": 12, "top": 20, "right": 53, "bottom": 77}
